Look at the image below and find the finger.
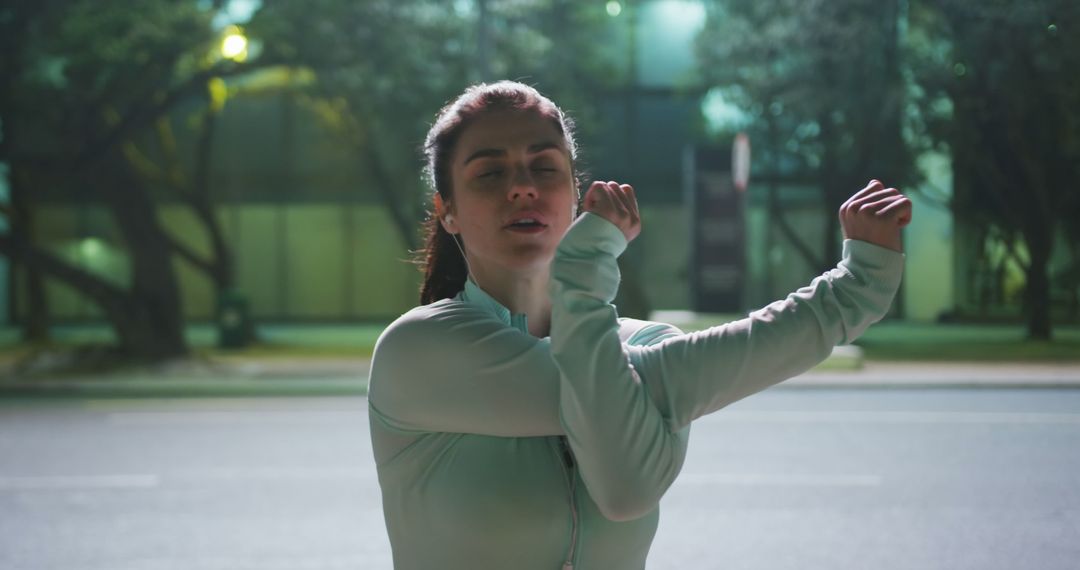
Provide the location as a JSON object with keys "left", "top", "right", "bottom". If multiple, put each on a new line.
{"left": 590, "top": 184, "right": 615, "bottom": 210}
{"left": 584, "top": 181, "right": 606, "bottom": 209}
{"left": 842, "top": 180, "right": 886, "bottom": 212}
{"left": 619, "top": 184, "right": 640, "bottom": 223}
{"left": 852, "top": 188, "right": 900, "bottom": 213}
{"left": 872, "top": 195, "right": 908, "bottom": 215}
{"left": 604, "top": 184, "right": 630, "bottom": 217}
{"left": 607, "top": 181, "right": 625, "bottom": 204}
{"left": 876, "top": 197, "right": 913, "bottom": 226}
{"left": 588, "top": 181, "right": 608, "bottom": 197}
{"left": 857, "top": 191, "right": 904, "bottom": 213}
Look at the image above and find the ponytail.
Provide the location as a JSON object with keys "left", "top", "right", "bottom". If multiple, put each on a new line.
{"left": 418, "top": 215, "right": 468, "bottom": 305}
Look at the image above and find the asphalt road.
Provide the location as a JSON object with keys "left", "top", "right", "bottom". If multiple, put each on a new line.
{"left": 1, "top": 388, "right": 1078, "bottom": 570}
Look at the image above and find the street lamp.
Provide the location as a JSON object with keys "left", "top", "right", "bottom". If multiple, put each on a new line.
{"left": 221, "top": 26, "right": 248, "bottom": 61}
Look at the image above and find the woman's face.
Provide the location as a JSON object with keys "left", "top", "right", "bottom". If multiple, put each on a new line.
{"left": 444, "top": 108, "right": 577, "bottom": 273}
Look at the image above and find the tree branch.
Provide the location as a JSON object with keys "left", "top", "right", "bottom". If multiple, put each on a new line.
{"left": 164, "top": 232, "right": 216, "bottom": 276}
{"left": 71, "top": 58, "right": 281, "bottom": 172}
{"left": 0, "top": 233, "right": 129, "bottom": 313}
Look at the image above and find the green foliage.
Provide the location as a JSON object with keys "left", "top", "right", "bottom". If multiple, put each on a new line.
{"left": 696, "top": 0, "right": 916, "bottom": 271}
{"left": 697, "top": 0, "right": 914, "bottom": 188}
{"left": 907, "top": 0, "right": 1080, "bottom": 336}
{"left": 245, "top": 0, "right": 629, "bottom": 248}
{"left": 908, "top": 0, "right": 1080, "bottom": 231}
{"left": 697, "top": 0, "right": 1079, "bottom": 334}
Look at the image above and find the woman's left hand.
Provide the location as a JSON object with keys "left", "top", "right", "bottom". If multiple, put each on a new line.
{"left": 583, "top": 180, "right": 641, "bottom": 243}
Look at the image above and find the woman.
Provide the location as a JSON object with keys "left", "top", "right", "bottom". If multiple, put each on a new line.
{"left": 368, "top": 81, "right": 910, "bottom": 569}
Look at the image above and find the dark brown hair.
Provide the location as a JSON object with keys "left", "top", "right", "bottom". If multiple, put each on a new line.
{"left": 417, "top": 81, "right": 581, "bottom": 304}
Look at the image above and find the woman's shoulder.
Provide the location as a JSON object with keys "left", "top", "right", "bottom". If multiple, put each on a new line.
{"left": 616, "top": 317, "right": 684, "bottom": 347}
{"left": 374, "top": 298, "right": 494, "bottom": 353}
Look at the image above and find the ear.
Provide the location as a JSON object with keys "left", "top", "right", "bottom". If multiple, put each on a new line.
{"left": 433, "top": 193, "right": 458, "bottom": 234}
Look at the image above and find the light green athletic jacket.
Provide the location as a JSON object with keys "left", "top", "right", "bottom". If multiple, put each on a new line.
{"left": 368, "top": 213, "right": 904, "bottom": 569}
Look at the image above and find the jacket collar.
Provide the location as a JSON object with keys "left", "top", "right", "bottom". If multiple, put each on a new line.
{"left": 457, "top": 277, "right": 530, "bottom": 333}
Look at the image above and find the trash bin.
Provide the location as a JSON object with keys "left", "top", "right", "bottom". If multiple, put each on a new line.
{"left": 217, "top": 288, "right": 251, "bottom": 349}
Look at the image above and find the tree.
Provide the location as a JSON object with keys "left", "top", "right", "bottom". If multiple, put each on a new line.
{"left": 0, "top": 0, "right": 269, "bottom": 360}
{"left": 249, "top": 0, "right": 627, "bottom": 247}
{"left": 246, "top": 0, "right": 644, "bottom": 311}
{"left": 1, "top": 0, "right": 656, "bottom": 360}
{"left": 908, "top": 0, "right": 1080, "bottom": 339}
{"left": 696, "top": 0, "right": 915, "bottom": 273}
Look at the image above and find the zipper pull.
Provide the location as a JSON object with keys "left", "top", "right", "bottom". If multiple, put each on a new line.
{"left": 562, "top": 563, "right": 574, "bottom": 570}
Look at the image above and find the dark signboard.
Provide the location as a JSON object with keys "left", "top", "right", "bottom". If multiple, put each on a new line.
{"left": 686, "top": 146, "right": 745, "bottom": 313}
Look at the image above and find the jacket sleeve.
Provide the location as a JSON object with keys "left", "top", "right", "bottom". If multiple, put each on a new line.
{"left": 367, "top": 304, "right": 565, "bottom": 437}
{"left": 550, "top": 213, "right": 692, "bottom": 521}
{"left": 550, "top": 213, "right": 903, "bottom": 520}
{"left": 628, "top": 236, "right": 904, "bottom": 430}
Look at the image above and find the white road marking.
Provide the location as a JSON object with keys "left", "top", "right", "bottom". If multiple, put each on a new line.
{"left": 0, "top": 474, "right": 160, "bottom": 490}
{"left": 707, "top": 411, "right": 1080, "bottom": 425}
{"left": 106, "top": 410, "right": 359, "bottom": 425}
{"left": 85, "top": 398, "right": 364, "bottom": 411}
{"left": 102, "top": 555, "right": 381, "bottom": 570}
{"left": 169, "top": 467, "right": 376, "bottom": 482}
{"left": 676, "top": 473, "right": 882, "bottom": 487}
{"left": 0, "top": 468, "right": 378, "bottom": 491}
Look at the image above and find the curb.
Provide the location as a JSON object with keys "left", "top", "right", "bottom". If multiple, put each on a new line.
{"left": 4, "top": 371, "right": 1080, "bottom": 400}
{"left": 2, "top": 357, "right": 1079, "bottom": 399}
{"left": 0, "top": 376, "right": 367, "bottom": 399}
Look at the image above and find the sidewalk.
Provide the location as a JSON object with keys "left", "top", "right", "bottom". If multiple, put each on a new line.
{"left": 2, "top": 353, "right": 1080, "bottom": 399}
{"left": 789, "top": 361, "right": 1080, "bottom": 389}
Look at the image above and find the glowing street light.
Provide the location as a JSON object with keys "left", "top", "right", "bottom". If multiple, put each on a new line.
{"left": 606, "top": 0, "right": 622, "bottom": 17}
{"left": 221, "top": 26, "right": 248, "bottom": 61}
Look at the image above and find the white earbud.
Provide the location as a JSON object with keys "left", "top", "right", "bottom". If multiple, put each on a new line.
{"left": 445, "top": 214, "right": 455, "bottom": 225}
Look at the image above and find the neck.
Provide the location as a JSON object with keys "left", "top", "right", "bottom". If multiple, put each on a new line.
{"left": 469, "top": 263, "right": 552, "bottom": 337}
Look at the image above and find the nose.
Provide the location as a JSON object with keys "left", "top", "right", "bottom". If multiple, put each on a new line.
{"left": 508, "top": 167, "right": 539, "bottom": 201}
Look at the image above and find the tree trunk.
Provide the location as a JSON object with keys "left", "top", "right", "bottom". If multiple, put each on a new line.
{"left": 189, "top": 104, "right": 258, "bottom": 346}
{"left": 363, "top": 142, "right": 422, "bottom": 252}
{"left": 9, "top": 169, "right": 50, "bottom": 342}
{"left": 615, "top": 253, "right": 651, "bottom": 320}
{"left": 765, "top": 109, "right": 821, "bottom": 273}
{"left": 1023, "top": 231, "right": 1053, "bottom": 340}
{"left": 105, "top": 299, "right": 189, "bottom": 361}
{"left": 98, "top": 160, "right": 189, "bottom": 360}
{"left": 818, "top": 112, "right": 843, "bottom": 273}
{"left": 191, "top": 108, "right": 235, "bottom": 290}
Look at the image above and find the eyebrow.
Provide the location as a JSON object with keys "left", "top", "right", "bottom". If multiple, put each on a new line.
{"left": 462, "top": 141, "right": 563, "bottom": 166}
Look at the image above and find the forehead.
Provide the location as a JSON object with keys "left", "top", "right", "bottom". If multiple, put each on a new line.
{"left": 454, "top": 109, "right": 568, "bottom": 163}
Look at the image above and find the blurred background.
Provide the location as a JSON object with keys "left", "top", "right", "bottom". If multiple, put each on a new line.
{"left": 2, "top": 3, "right": 1080, "bottom": 570}
{"left": 1, "top": 0, "right": 1078, "bottom": 368}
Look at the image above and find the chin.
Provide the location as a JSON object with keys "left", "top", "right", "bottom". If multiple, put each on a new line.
{"left": 502, "top": 243, "right": 557, "bottom": 270}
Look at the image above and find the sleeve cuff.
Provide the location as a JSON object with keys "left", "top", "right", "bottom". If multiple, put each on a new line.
{"left": 559, "top": 212, "right": 628, "bottom": 258}
{"left": 842, "top": 239, "right": 905, "bottom": 270}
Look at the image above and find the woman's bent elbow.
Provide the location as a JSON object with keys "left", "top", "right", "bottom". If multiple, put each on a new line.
{"left": 593, "top": 487, "right": 660, "bottom": 522}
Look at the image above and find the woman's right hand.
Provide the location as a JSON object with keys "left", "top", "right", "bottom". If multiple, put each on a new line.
{"left": 583, "top": 180, "right": 641, "bottom": 243}
{"left": 839, "top": 180, "right": 913, "bottom": 253}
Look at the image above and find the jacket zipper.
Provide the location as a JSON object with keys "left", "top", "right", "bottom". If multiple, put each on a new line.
{"left": 557, "top": 437, "right": 578, "bottom": 570}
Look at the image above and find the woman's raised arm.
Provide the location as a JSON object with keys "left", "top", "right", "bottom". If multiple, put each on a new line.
{"left": 550, "top": 181, "right": 907, "bottom": 520}
{"left": 629, "top": 237, "right": 903, "bottom": 430}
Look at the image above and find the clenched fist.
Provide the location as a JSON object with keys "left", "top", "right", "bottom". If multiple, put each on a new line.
{"left": 839, "top": 180, "right": 913, "bottom": 253}
{"left": 583, "top": 180, "right": 641, "bottom": 243}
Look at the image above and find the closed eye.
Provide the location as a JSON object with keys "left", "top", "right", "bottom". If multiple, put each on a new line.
{"left": 479, "top": 170, "right": 504, "bottom": 179}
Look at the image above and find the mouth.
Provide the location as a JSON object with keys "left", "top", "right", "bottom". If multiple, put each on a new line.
{"left": 504, "top": 214, "right": 549, "bottom": 232}
{"left": 504, "top": 220, "right": 548, "bottom": 234}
